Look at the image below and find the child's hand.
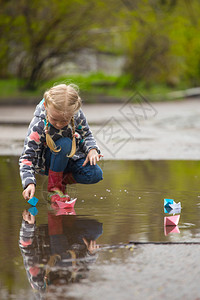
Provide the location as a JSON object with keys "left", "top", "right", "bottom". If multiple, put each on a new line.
{"left": 83, "top": 237, "right": 99, "bottom": 254}
{"left": 22, "top": 183, "right": 35, "bottom": 200}
{"left": 22, "top": 210, "right": 35, "bottom": 224}
{"left": 82, "top": 149, "right": 103, "bottom": 167}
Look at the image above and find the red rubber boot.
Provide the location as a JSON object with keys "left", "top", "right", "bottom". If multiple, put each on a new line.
{"left": 48, "top": 170, "right": 70, "bottom": 203}
{"left": 48, "top": 170, "right": 65, "bottom": 193}
{"left": 62, "top": 172, "right": 77, "bottom": 186}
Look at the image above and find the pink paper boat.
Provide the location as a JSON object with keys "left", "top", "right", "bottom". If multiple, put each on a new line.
{"left": 164, "top": 215, "right": 180, "bottom": 226}
{"left": 55, "top": 198, "right": 77, "bottom": 209}
{"left": 164, "top": 225, "right": 180, "bottom": 236}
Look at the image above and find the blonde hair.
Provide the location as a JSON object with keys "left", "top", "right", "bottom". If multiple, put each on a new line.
{"left": 44, "top": 84, "right": 82, "bottom": 157}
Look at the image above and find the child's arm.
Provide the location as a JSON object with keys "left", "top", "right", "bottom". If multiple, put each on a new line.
{"left": 19, "top": 116, "right": 45, "bottom": 198}
{"left": 19, "top": 210, "right": 46, "bottom": 292}
{"left": 75, "top": 109, "right": 102, "bottom": 156}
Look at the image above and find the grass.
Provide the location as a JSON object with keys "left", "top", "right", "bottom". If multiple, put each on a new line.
{"left": 0, "top": 78, "right": 38, "bottom": 98}
{"left": 0, "top": 73, "right": 191, "bottom": 104}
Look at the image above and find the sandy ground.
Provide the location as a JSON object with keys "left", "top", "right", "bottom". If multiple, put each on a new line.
{"left": 10, "top": 245, "right": 200, "bottom": 300}
{"left": 0, "top": 98, "right": 200, "bottom": 159}
{"left": 66, "top": 245, "right": 200, "bottom": 300}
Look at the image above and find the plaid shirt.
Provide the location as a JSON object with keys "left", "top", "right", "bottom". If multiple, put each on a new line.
{"left": 19, "top": 100, "right": 100, "bottom": 189}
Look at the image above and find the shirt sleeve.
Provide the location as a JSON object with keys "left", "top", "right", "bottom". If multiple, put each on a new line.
{"left": 75, "top": 109, "right": 101, "bottom": 155}
{"left": 19, "top": 116, "right": 45, "bottom": 189}
{"left": 19, "top": 220, "right": 46, "bottom": 292}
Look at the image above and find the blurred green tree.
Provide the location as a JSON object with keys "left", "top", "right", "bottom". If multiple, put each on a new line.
{"left": 121, "top": 0, "right": 200, "bottom": 89}
{"left": 1, "top": 0, "right": 120, "bottom": 90}
{"left": 1, "top": 0, "right": 200, "bottom": 91}
{"left": 0, "top": 1, "right": 13, "bottom": 78}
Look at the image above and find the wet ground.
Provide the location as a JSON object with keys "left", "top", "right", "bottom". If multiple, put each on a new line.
{"left": 1, "top": 98, "right": 200, "bottom": 159}
{"left": 0, "top": 157, "right": 200, "bottom": 299}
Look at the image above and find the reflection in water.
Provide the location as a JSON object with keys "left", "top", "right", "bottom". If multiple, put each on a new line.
{"left": 28, "top": 206, "right": 38, "bottom": 216}
{"left": 164, "top": 225, "right": 180, "bottom": 236}
{"left": 1, "top": 158, "right": 200, "bottom": 298}
{"left": 19, "top": 207, "right": 103, "bottom": 298}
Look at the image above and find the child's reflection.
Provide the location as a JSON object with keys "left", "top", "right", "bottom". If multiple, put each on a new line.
{"left": 19, "top": 209, "right": 103, "bottom": 295}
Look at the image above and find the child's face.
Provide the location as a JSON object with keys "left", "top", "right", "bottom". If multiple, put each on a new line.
{"left": 46, "top": 104, "right": 73, "bottom": 130}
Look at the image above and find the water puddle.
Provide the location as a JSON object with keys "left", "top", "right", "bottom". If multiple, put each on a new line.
{"left": 0, "top": 157, "right": 200, "bottom": 299}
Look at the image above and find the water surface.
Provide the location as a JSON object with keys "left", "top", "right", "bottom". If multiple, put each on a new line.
{"left": 0, "top": 157, "right": 200, "bottom": 299}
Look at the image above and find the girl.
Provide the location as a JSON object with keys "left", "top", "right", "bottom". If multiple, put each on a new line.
{"left": 19, "top": 83, "right": 103, "bottom": 201}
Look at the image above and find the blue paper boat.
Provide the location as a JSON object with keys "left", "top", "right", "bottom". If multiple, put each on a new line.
{"left": 28, "top": 206, "right": 38, "bottom": 216}
{"left": 164, "top": 199, "right": 174, "bottom": 207}
{"left": 164, "top": 199, "right": 181, "bottom": 214}
{"left": 164, "top": 206, "right": 172, "bottom": 214}
{"left": 28, "top": 197, "right": 39, "bottom": 206}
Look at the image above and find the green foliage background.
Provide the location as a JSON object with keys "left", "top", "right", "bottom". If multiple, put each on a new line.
{"left": 0, "top": 0, "right": 200, "bottom": 96}
{"left": 122, "top": 0, "right": 200, "bottom": 88}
